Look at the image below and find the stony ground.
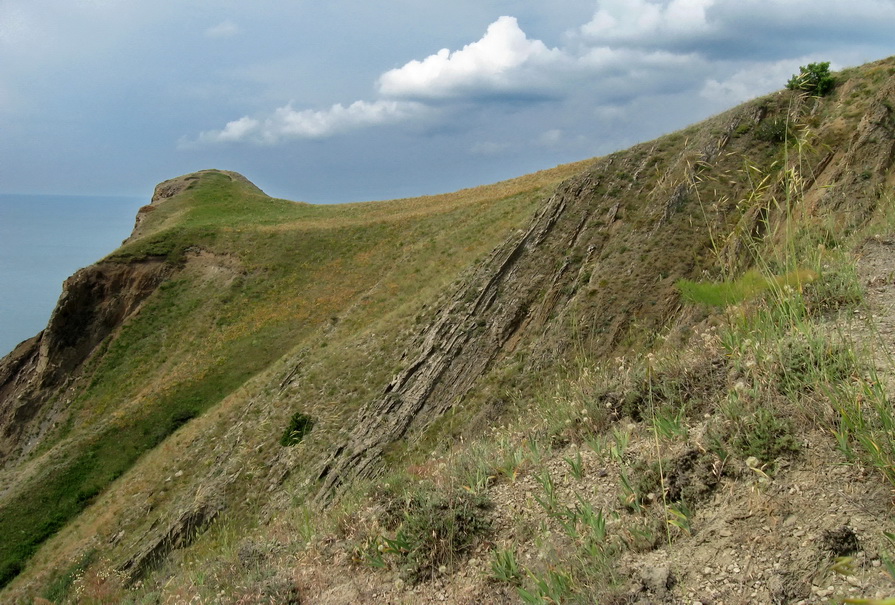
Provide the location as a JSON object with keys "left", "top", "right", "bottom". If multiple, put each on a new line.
{"left": 282, "top": 239, "right": 895, "bottom": 605}
{"left": 288, "top": 427, "right": 893, "bottom": 605}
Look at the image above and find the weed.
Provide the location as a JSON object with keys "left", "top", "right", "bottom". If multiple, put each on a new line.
{"left": 572, "top": 494, "right": 609, "bottom": 549}
{"left": 494, "top": 436, "right": 528, "bottom": 482}
{"left": 731, "top": 408, "right": 800, "bottom": 466}
{"left": 534, "top": 470, "right": 558, "bottom": 513}
{"left": 651, "top": 406, "right": 688, "bottom": 441}
{"left": 293, "top": 505, "right": 316, "bottom": 546}
{"left": 583, "top": 431, "right": 606, "bottom": 458}
{"left": 773, "top": 329, "right": 857, "bottom": 397}
{"left": 619, "top": 470, "right": 643, "bottom": 513}
{"left": 366, "top": 485, "right": 492, "bottom": 584}
{"left": 676, "top": 268, "right": 815, "bottom": 308}
{"left": 452, "top": 441, "right": 496, "bottom": 494}
{"left": 666, "top": 502, "right": 693, "bottom": 537}
{"left": 518, "top": 568, "right": 573, "bottom": 604}
{"left": 833, "top": 377, "right": 895, "bottom": 487}
{"left": 621, "top": 518, "right": 660, "bottom": 552}
{"left": 564, "top": 449, "right": 585, "bottom": 480}
{"left": 525, "top": 438, "right": 546, "bottom": 465}
{"left": 804, "top": 264, "right": 864, "bottom": 313}
{"left": 609, "top": 427, "right": 631, "bottom": 462}
{"left": 491, "top": 547, "right": 523, "bottom": 585}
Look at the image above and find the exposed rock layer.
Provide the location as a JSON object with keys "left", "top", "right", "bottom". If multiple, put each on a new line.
{"left": 0, "top": 260, "right": 170, "bottom": 464}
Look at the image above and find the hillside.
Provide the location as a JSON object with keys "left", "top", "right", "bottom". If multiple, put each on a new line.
{"left": 1, "top": 57, "right": 895, "bottom": 604}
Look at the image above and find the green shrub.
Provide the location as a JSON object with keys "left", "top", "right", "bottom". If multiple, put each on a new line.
{"left": 401, "top": 491, "right": 491, "bottom": 582}
{"left": 369, "top": 487, "right": 492, "bottom": 583}
{"left": 280, "top": 412, "right": 315, "bottom": 446}
{"left": 731, "top": 408, "right": 800, "bottom": 465}
{"left": 787, "top": 62, "right": 835, "bottom": 96}
{"left": 755, "top": 117, "right": 791, "bottom": 143}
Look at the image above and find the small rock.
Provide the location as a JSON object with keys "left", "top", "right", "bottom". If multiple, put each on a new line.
{"left": 640, "top": 565, "right": 674, "bottom": 594}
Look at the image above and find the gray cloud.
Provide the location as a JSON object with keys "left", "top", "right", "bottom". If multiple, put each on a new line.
{"left": 195, "top": 12, "right": 713, "bottom": 145}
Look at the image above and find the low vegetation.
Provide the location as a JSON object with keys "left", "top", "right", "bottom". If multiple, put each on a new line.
{"left": 3, "top": 57, "right": 895, "bottom": 604}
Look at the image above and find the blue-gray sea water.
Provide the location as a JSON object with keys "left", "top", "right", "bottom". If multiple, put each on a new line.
{"left": 0, "top": 193, "right": 145, "bottom": 357}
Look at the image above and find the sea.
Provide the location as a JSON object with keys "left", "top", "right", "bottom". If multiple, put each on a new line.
{"left": 0, "top": 193, "right": 146, "bottom": 357}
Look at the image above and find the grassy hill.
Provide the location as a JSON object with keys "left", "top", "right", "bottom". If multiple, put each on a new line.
{"left": 2, "top": 57, "right": 895, "bottom": 604}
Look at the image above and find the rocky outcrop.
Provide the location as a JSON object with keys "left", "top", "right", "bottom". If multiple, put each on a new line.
{"left": 0, "top": 259, "right": 171, "bottom": 464}
{"left": 118, "top": 498, "right": 223, "bottom": 583}
{"left": 0, "top": 169, "right": 262, "bottom": 466}
{"left": 314, "top": 119, "right": 735, "bottom": 498}
{"left": 315, "top": 192, "right": 574, "bottom": 497}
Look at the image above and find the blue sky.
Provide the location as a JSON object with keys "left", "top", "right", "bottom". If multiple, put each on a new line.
{"left": 2, "top": 0, "right": 895, "bottom": 203}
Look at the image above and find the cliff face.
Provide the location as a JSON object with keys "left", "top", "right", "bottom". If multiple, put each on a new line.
{"left": 0, "top": 259, "right": 170, "bottom": 464}
{"left": 0, "top": 173, "right": 240, "bottom": 465}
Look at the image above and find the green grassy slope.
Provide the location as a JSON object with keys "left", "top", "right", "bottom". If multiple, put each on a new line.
{"left": 0, "top": 163, "right": 588, "bottom": 590}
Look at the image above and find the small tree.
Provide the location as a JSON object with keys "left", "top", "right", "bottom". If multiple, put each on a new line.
{"left": 787, "top": 62, "right": 835, "bottom": 96}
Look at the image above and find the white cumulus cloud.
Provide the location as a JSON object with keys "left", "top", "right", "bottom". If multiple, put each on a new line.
{"left": 378, "top": 16, "right": 564, "bottom": 99}
{"left": 197, "top": 99, "right": 426, "bottom": 144}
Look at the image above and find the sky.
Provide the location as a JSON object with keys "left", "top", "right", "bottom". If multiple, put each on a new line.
{"left": 2, "top": 1, "right": 895, "bottom": 203}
